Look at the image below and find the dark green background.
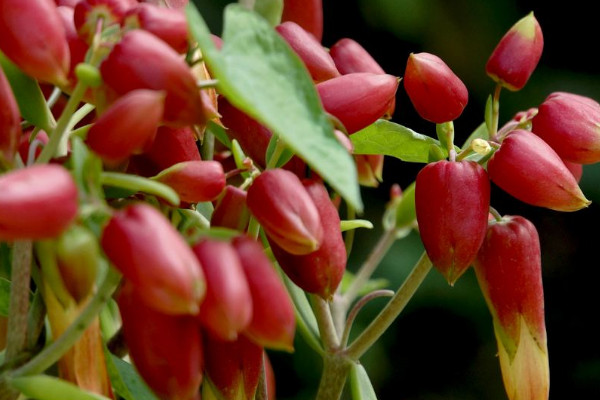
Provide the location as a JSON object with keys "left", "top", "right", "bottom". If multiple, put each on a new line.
{"left": 194, "top": 1, "right": 600, "bottom": 398}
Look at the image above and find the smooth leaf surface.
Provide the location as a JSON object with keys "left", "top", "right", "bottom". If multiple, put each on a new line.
{"left": 186, "top": 4, "right": 362, "bottom": 211}
{"left": 105, "top": 353, "right": 159, "bottom": 400}
{"left": 349, "top": 363, "right": 378, "bottom": 400}
{"left": 351, "top": 120, "right": 444, "bottom": 163}
{"left": 253, "top": 0, "right": 283, "bottom": 26}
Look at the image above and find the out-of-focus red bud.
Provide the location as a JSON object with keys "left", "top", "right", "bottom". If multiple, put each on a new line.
{"left": 192, "top": 239, "right": 253, "bottom": 341}
{"left": 0, "top": 0, "right": 70, "bottom": 86}
{"left": 0, "top": 164, "right": 78, "bottom": 241}
{"left": 247, "top": 169, "right": 323, "bottom": 255}
{"left": 0, "top": 67, "right": 21, "bottom": 168}
{"left": 57, "top": 6, "right": 91, "bottom": 82}
{"left": 203, "top": 333, "right": 263, "bottom": 400}
{"left": 415, "top": 160, "right": 490, "bottom": 285}
{"left": 316, "top": 72, "right": 399, "bottom": 134}
{"left": 532, "top": 92, "right": 600, "bottom": 164}
{"left": 487, "top": 130, "right": 590, "bottom": 212}
{"left": 232, "top": 236, "right": 295, "bottom": 352}
{"left": 100, "top": 29, "right": 207, "bottom": 127}
{"left": 118, "top": 282, "right": 204, "bottom": 400}
{"left": 123, "top": 3, "right": 189, "bottom": 53}
{"left": 101, "top": 203, "right": 205, "bottom": 315}
{"left": 270, "top": 179, "right": 346, "bottom": 300}
{"left": 403, "top": 52, "right": 468, "bottom": 124}
{"left": 74, "top": 0, "right": 135, "bottom": 43}
{"left": 486, "top": 12, "right": 543, "bottom": 91}
{"left": 281, "top": 0, "right": 323, "bottom": 42}
{"left": 275, "top": 21, "right": 339, "bottom": 83}
{"left": 473, "top": 215, "right": 549, "bottom": 400}
{"left": 211, "top": 185, "right": 250, "bottom": 231}
{"left": 152, "top": 161, "right": 225, "bottom": 204}
{"left": 138, "top": 126, "right": 201, "bottom": 176}
{"left": 355, "top": 154, "right": 383, "bottom": 188}
{"left": 85, "top": 89, "right": 165, "bottom": 164}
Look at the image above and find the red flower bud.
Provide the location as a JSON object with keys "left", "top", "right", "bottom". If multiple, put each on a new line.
{"left": 269, "top": 179, "right": 346, "bottom": 300}
{"left": 137, "top": 126, "right": 201, "bottom": 176}
{"left": 532, "top": 92, "right": 600, "bottom": 164}
{"left": 101, "top": 203, "right": 205, "bottom": 315}
{"left": 57, "top": 5, "right": 91, "bottom": 82}
{"left": 317, "top": 72, "right": 399, "bottom": 134}
{"left": 487, "top": 130, "right": 590, "bottom": 211}
{"left": 152, "top": 161, "right": 225, "bottom": 204}
{"left": 117, "top": 282, "right": 204, "bottom": 400}
{"left": 403, "top": 52, "right": 468, "bottom": 124}
{"left": 232, "top": 236, "right": 295, "bottom": 352}
{"left": 355, "top": 154, "right": 383, "bottom": 188}
{"left": 247, "top": 168, "right": 323, "bottom": 255}
{"left": 0, "top": 164, "right": 78, "bottom": 241}
{"left": 211, "top": 185, "right": 250, "bottom": 231}
{"left": 192, "top": 239, "right": 253, "bottom": 341}
{"left": 0, "top": 0, "right": 70, "bottom": 86}
{"left": 74, "top": 0, "right": 135, "bottom": 43}
{"left": 0, "top": 67, "right": 21, "bottom": 168}
{"left": 563, "top": 159, "right": 583, "bottom": 183}
{"left": 275, "top": 21, "right": 339, "bottom": 83}
{"left": 473, "top": 215, "right": 549, "bottom": 400}
{"left": 415, "top": 160, "right": 490, "bottom": 285}
{"left": 123, "top": 3, "right": 189, "bottom": 53}
{"left": 281, "top": 0, "right": 323, "bottom": 42}
{"left": 100, "top": 29, "right": 207, "bottom": 127}
{"left": 486, "top": 12, "right": 543, "bottom": 91}
{"left": 85, "top": 89, "right": 165, "bottom": 164}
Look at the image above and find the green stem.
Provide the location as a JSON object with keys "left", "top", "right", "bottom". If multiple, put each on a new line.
{"left": 102, "top": 172, "right": 180, "bottom": 206}
{"left": 4, "top": 241, "right": 33, "bottom": 362}
{"left": 266, "top": 138, "right": 286, "bottom": 170}
{"left": 310, "top": 295, "right": 339, "bottom": 351}
{"left": 200, "top": 129, "right": 215, "bottom": 161}
{"left": 344, "top": 251, "right": 433, "bottom": 360}
{"left": 315, "top": 354, "right": 353, "bottom": 400}
{"left": 489, "top": 83, "right": 502, "bottom": 139}
{"left": 9, "top": 267, "right": 122, "bottom": 378}
{"left": 343, "top": 205, "right": 356, "bottom": 257}
{"left": 340, "top": 290, "right": 394, "bottom": 348}
{"left": 247, "top": 216, "right": 261, "bottom": 240}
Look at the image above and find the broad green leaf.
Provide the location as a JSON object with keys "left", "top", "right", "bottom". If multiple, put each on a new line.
{"left": 9, "top": 375, "right": 111, "bottom": 400}
{"left": 349, "top": 363, "right": 378, "bottom": 400}
{"left": 254, "top": 0, "right": 283, "bottom": 26}
{"left": 105, "top": 353, "right": 160, "bottom": 400}
{"left": 0, "top": 277, "right": 10, "bottom": 316}
{"left": 186, "top": 4, "right": 362, "bottom": 211}
{"left": 0, "top": 51, "right": 54, "bottom": 132}
{"left": 351, "top": 120, "right": 445, "bottom": 163}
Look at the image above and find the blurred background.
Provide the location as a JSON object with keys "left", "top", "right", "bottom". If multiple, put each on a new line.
{"left": 195, "top": 1, "right": 600, "bottom": 398}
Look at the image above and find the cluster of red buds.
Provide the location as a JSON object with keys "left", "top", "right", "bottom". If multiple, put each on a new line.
{"left": 0, "top": 1, "right": 597, "bottom": 400}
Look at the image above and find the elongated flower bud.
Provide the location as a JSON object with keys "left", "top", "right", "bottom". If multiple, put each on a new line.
{"left": 0, "top": 67, "right": 21, "bottom": 168}
{"left": 317, "top": 72, "right": 399, "bottom": 134}
{"left": 152, "top": 161, "right": 225, "bottom": 204}
{"left": 192, "top": 239, "right": 253, "bottom": 341}
{"left": 0, "top": 164, "right": 78, "bottom": 241}
{"left": 123, "top": 3, "right": 189, "bottom": 53}
{"left": 473, "top": 215, "right": 549, "bottom": 400}
{"left": 355, "top": 154, "right": 384, "bottom": 187}
{"left": 487, "top": 130, "right": 590, "bottom": 211}
{"left": 211, "top": 185, "right": 250, "bottom": 231}
{"left": 532, "top": 92, "right": 600, "bottom": 164}
{"left": 101, "top": 203, "right": 205, "bottom": 315}
{"left": 404, "top": 52, "right": 468, "bottom": 124}
{"left": 269, "top": 178, "right": 346, "bottom": 300}
{"left": 57, "top": 6, "right": 91, "bottom": 83}
{"left": 85, "top": 89, "right": 165, "bottom": 164}
{"left": 415, "top": 160, "right": 490, "bottom": 285}
{"left": 232, "top": 236, "right": 295, "bottom": 352}
{"left": 118, "top": 282, "right": 204, "bottom": 400}
{"left": 275, "top": 21, "right": 339, "bottom": 83}
{"left": 137, "top": 126, "right": 201, "bottom": 176}
{"left": 0, "top": 0, "right": 70, "bottom": 86}
{"left": 100, "top": 29, "right": 208, "bottom": 127}
{"left": 486, "top": 12, "right": 543, "bottom": 91}
{"left": 247, "top": 168, "right": 323, "bottom": 255}
{"left": 281, "top": 0, "right": 323, "bottom": 42}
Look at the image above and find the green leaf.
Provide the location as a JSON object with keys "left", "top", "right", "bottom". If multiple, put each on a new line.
{"left": 351, "top": 120, "right": 445, "bottom": 163}
{"left": 0, "top": 51, "right": 55, "bottom": 132}
{"left": 254, "top": 0, "right": 283, "bottom": 26}
{"left": 186, "top": 4, "right": 362, "bottom": 212}
{"left": 0, "top": 277, "right": 11, "bottom": 316}
{"left": 105, "top": 353, "right": 160, "bottom": 400}
{"left": 207, "top": 120, "right": 232, "bottom": 148}
{"left": 9, "top": 375, "right": 112, "bottom": 400}
{"left": 340, "top": 219, "right": 374, "bottom": 232}
{"left": 349, "top": 363, "right": 378, "bottom": 400}
{"left": 265, "top": 136, "right": 294, "bottom": 169}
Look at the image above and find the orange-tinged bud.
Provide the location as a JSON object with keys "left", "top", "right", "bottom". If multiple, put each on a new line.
{"left": 247, "top": 168, "right": 323, "bottom": 255}
{"left": 123, "top": 3, "right": 189, "bottom": 53}
{"left": 404, "top": 52, "right": 468, "bottom": 124}
{"left": 192, "top": 239, "right": 253, "bottom": 341}
{"left": 232, "top": 236, "right": 295, "bottom": 352}
{"left": 85, "top": 89, "right": 165, "bottom": 164}
{"left": 473, "top": 215, "right": 549, "bottom": 400}
{"left": 101, "top": 203, "right": 205, "bottom": 315}
{"left": 0, "top": 0, "right": 70, "bottom": 86}
{"left": 532, "top": 92, "right": 600, "bottom": 164}
{"left": 152, "top": 161, "right": 225, "bottom": 204}
{"left": 355, "top": 154, "right": 383, "bottom": 188}
{"left": 269, "top": 178, "right": 346, "bottom": 300}
{"left": 0, "top": 67, "right": 21, "bottom": 168}
{"left": 281, "top": 0, "right": 323, "bottom": 42}
{"left": 211, "top": 185, "right": 250, "bottom": 231}
{"left": 0, "top": 164, "right": 78, "bottom": 241}
{"left": 487, "top": 130, "right": 590, "bottom": 212}
{"left": 486, "top": 12, "right": 543, "bottom": 91}
{"left": 118, "top": 282, "right": 204, "bottom": 400}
